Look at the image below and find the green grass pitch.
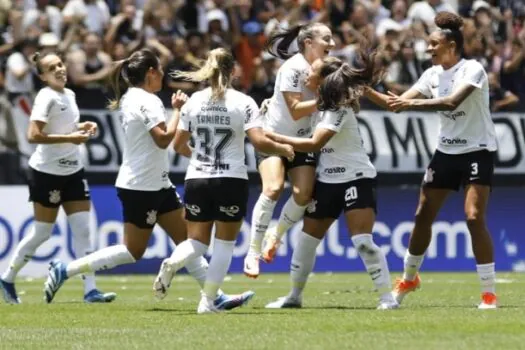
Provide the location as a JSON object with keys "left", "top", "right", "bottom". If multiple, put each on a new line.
{"left": 1, "top": 273, "right": 524, "bottom": 350}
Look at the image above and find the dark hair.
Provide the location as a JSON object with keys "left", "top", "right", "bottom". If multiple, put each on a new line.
{"left": 318, "top": 50, "right": 383, "bottom": 113}
{"left": 266, "top": 22, "right": 328, "bottom": 59}
{"left": 31, "top": 51, "right": 63, "bottom": 75}
{"left": 171, "top": 48, "right": 234, "bottom": 101}
{"left": 435, "top": 11, "right": 464, "bottom": 55}
{"left": 108, "top": 48, "right": 160, "bottom": 110}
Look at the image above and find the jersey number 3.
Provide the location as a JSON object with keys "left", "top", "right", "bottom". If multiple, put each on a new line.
{"left": 196, "top": 127, "right": 234, "bottom": 165}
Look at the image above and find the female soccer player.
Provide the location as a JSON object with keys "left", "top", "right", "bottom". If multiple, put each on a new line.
{"left": 263, "top": 53, "right": 398, "bottom": 310}
{"left": 0, "top": 52, "right": 116, "bottom": 304}
{"left": 244, "top": 23, "right": 335, "bottom": 278}
{"left": 151, "top": 48, "right": 294, "bottom": 314}
{"left": 43, "top": 49, "right": 255, "bottom": 310}
{"left": 369, "top": 12, "right": 498, "bottom": 309}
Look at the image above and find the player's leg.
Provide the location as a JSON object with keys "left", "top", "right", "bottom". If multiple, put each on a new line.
{"left": 244, "top": 155, "right": 285, "bottom": 278}
{"left": 0, "top": 169, "right": 59, "bottom": 304}
{"left": 263, "top": 152, "right": 317, "bottom": 263}
{"left": 43, "top": 188, "right": 157, "bottom": 303}
{"left": 266, "top": 180, "right": 334, "bottom": 309}
{"left": 344, "top": 178, "right": 397, "bottom": 309}
{"left": 463, "top": 150, "right": 497, "bottom": 309}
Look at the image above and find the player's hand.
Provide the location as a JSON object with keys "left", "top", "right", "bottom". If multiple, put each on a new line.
{"left": 386, "top": 91, "right": 410, "bottom": 113}
{"left": 172, "top": 90, "right": 188, "bottom": 110}
{"left": 281, "top": 144, "right": 295, "bottom": 162}
{"left": 79, "top": 121, "right": 98, "bottom": 136}
{"left": 69, "top": 131, "right": 90, "bottom": 144}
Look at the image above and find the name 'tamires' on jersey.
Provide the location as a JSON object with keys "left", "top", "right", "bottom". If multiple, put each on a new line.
{"left": 179, "top": 87, "right": 262, "bottom": 180}
{"left": 316, "top": 107, "right": 376, "bottom": 184}
{"left": 413, "top": 59, "right": 497, "bottom": 155}
{"left": 29, "top": 87, "right": 83, "bottom": 175}
{"left": 116, "top": 87, "right": 172, "bottom": 191}
{"left": 265, "top": 53, "right": 316, "bottom": 138}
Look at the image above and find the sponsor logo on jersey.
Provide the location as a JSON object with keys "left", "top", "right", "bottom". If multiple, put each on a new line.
{"left": 139, "top": 105, "right": 149, "bottom": 125}
{"left": 321, "top": 148, "right": 334, "bottom": 154}
{"left": 440, "top": 137, "right": 467, "bottom": 145}
{"left": 146, "top": 210, "right": 157, "bottom": 226}
{"left": 219, "top": 205, "right": 240, "bottom": 217}
{"left": 443, "top": 111, "right": 466, "bottom": 121}
{"left": 335, "top": 110, "right": 347, "bottom": 126}
{"left": 201, "top": 105, "right": 228, "bottom": 113}
{"left": 244, "top": 104, "right": 253, "bottom": 124}
{"left": 58, "top": 158, "right": 79, "bottom": 167}
{"left": 290, "top": 69, "right": 301, "bottom": 88}
{"left": 296, "top": 127, "right": 311, "bottom": 137}
{"left": 324, "top": 166, "right": 346, "bottom": 174}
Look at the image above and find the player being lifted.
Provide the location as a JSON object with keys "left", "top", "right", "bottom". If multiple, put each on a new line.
{"left": 43, "top": 49, "right": 254, "bottom": 310}
{"left": 263, "top": 51, "right": 398, "bottom": 310}
{"left": 244, "top": 22, "right": 335, "bottom": 278}
{"left": 151, "top": 48, "right": 294, "bottom": 314}
{"left": 367, "top": 12, "right": 498, "bottom": 309}
{"left": 0, "top": 52, "right": 116, "bottom": 304}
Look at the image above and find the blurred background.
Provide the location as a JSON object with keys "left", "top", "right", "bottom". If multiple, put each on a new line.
{"left": 0, "top": 0, "right": 524, "bottom": 277}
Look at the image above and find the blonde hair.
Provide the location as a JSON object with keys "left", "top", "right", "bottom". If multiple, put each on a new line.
{"left": 171, "top": 48, "right": 235, "bottom": 101}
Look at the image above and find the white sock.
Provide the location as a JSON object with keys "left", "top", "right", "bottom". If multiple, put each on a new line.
{"left": 476, "top": 262, "right": 496, "bottom": 294}
{"left": 249, "top": 194, "right": 277, "bottom": 255}
{"left": 403, "top": 251, "right": 424, "bottom": 281}
{"left": 203, "top": 239, "right": 235, "bottom": 300}
{"left": 184, "top": 256, "right": 208, "bottom": 289}
{"left": 168, "top": 239, "right": 209, "bottom": 272}
{"left": 351, "top": 234, "right": 392, "bottom": 298}
{"left": 66, "top": 244, "right": 135, "bottom": 277}
{"left": 68, "top": 212, "right": 97, "bottom": 294}
{"left": 1, "top": 221, "right": 54, "bottom": 282}
{"left": 275, "top": 197, "right": 307, "bottom": 240}
{"left": 289, "top": 231, "right": 321, "bottom": 299}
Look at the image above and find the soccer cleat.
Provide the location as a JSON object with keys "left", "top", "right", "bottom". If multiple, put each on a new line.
{"left": 262, "top": 232, "right": 282, "bottom": 263}
{"left": 377, "top": 299, "right": 400, "bottom": 310}
{"left": 243, "top": 254, "right": 261, "bottom": 278}
{"left": 478, "top": 292, "right": 497, "bottom": 309}
{"left": 153, "top": 259, "right": 175, "bottom": 300}
{"left": 214, "top": 290, "right": 255, "bottom": 310}
{"left": 265, "top": 295, "right": 302, "bottom": 309}
{"left": 391, "top": 274, "right": 421, "bottom": 305}
{"left": 84, "top": 289, "right": 117, "bottom": 303}
{"left": 44, "top": 260, "right": 68, "bottom": 303}
{"left": 0, "top": 279, "right": 21, "bottom": 304}
{"left": 197, "top": 296, "right": 222, "bottom": 314}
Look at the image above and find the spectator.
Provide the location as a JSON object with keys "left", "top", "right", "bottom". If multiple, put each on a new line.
{"left": 235, "top": 21, "right": 266, "bottom": 92}
{"left": 408, "top": 0, "right": 455, "bottom": 29}
{"left": 62, "top": 0, "right": 111, "bottom": 36}
{"left": 249, "top": 52, "right": 278, "bottom": 106}
{"left": 488, "top": 72, "right": 519, "bottom": 112}
{"left": 5, "top": 38, "right": 37, "bottom": 104}
{"left": 23, "top": 0, "right": 62, "bottom": 38}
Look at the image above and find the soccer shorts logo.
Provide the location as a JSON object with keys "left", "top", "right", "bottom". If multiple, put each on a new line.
{"left": 185, "top": 204, "right": 201, "bottom": 216}
{"left": 219, "top": 205, "right": 240, "bottom": 217}
{"left": 49, "top": 190, "right": 61, "bottom": 204}
{"left": 146, "top": 210, "right": 157, "bottom": 225}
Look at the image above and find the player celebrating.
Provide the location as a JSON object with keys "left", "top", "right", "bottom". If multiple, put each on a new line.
{"left": 244, "top": 23, "right": 335, "bottom": 278}
{"left": 369, "top": 12, "right": 498, "bottom": 309}
{"left": 0, "top": 52, "right": 116, "bottom": 304}
{"left": 43, "top": 49, "right": 254, "bottom": 310}
{"left": 152, "top": 48, "right": 294, "bottom": 314}
{"left": 263, "top": 53, "right": 398, "bottom": 309}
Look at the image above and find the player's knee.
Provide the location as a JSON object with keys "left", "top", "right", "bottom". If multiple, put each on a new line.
{"left": 465, "top": 210, "right": 485, "bottom": 232}
{"left": 263, "top": 182, "right": 284, "bottom": 200}
{"left": 125, "top": 244, "right": 146, "bottom": 260}
{"left": 292, "top": 188, "right": 312, "bottom": 206}
{"left": 413, "top": 207, "right": 434, "bottom": 229}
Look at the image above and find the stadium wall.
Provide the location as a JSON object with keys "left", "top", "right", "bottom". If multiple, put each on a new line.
{"left": 1, "top": 185, "right": 524, "bottom": 277}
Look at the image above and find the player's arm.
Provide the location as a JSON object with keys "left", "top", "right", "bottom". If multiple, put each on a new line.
{"left": 266, "top": 127, "right": 336, "bottom": 153}
{"left": 28, "top": 120, "right": 89, "bottom": 144}
{"left": 246, "top": 127, "right": 294, "bottom": 160}
{"left": 149, "top": 91, "right": 187, "bottom": 149}
{"left": 173, "top": 129, "right": 192, "bottom": 158}
{"left": 387, "top": 84, "right": 477, "bottom": 112}
{"left": 282, "top": 91, "right": 318, "bottom": 121}
{"left": 364, "top": 86, "right": 425, "bottom": 110}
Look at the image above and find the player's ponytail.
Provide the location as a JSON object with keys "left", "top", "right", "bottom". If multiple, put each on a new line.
{"left": 318, "top": 50, "right": 383, "bottom": 112}
{"left": 266, "top": 22, "right": 328, "bottom": 59}
{"left": 435, "top": 11, "right": 464, "bottom": 56}
{"left": 108, "top": 48, "right": 160, "bottom": 110}
{"left": 171, "top": 48, "right": 234, "bottom": 101}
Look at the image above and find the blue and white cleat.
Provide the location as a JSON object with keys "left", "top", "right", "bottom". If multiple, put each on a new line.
{"left": 84, "top": 289, "right": 117, "bottom": 303}
{"left": 44, "top": 260, "right": 68, "bottom": 303}
{"left": 0, "top": 278, "right": 21, "bottom": 304}
{"left": 214, "top": 290, "right": 256, "bottom": 310}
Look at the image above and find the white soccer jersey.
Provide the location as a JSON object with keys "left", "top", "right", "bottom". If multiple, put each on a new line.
{"left": 316, "top": 107, "right": 376, "bottom": 184}
{"left": 265, "top": 53, "right": 316, "bottom": 137}
{"left": 179, "top": 87, "right": 262, "bottom": 180}
{"left": 115, "top": 87, "right": 172, "bottom": 191}
{"left": 28, "top": 87, "right": 83, "bottom": 175}
{"left": 413, "top": 59, "right": 497, "bottom": 155}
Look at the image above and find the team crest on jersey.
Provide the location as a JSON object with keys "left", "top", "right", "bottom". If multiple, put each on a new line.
{"left": 424, "top": 168, "right": 435, "bottom": 183}
{"left": 306, "top": 200, "right": 317, "bottom": 214}
{"left": 146, "top": 210, "right": 157, "bottom": 226}
{"left": 48, "top": 190, "right": 61, "bottom": 204}
{"left": 186, "top": 204, "right": 201, "bottom": 216}
{"left": 220, "top": 205, "right": 240, "bottom": 217}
